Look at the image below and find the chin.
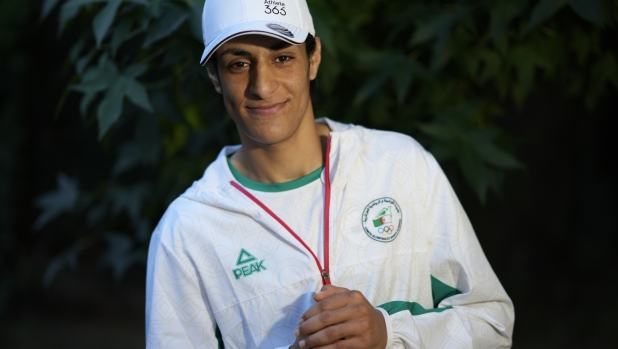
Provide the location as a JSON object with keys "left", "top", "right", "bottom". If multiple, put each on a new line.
{"left": 245, "top": 128, "right": 293, "bottom": 146}
{"left": 236, "top": 112, "right": 303, "bottom": 146}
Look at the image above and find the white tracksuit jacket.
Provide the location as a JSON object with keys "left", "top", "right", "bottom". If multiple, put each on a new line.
{"left": 146, "top": 118, "right": 515, "bottom": 349}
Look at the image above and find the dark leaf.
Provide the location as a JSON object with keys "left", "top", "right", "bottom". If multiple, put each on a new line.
{"left": 123, "top": 64, "right": 148, "bottom": 78}
{"left": 86, "top": 204, "right": 107, "bottom": 227}
{"left": 44, "top": 244, "right": 83, "bottom": 287}
{"left": 393, "top": 59, "right": 415, "bottom": 104}
{"left": 567, "top": 0, "right": 602, "bottom": 24}
{"left": 75, "top": 50, "right": 95, "bottom": 74}
{"left": 150, "top": 89, "right": 184, "bottom": 123}
{"left": 134, "top": 218, "right": 151, "bottom": 242}
{"left": 134, "top": 113, "right": 162, "bottom": 162}
{"left": 122, "top": 76, "right": 153, "bottom": 112}
{"left": 71, "top": 78, "right": 109, "bottom": 95}
{"left": 143, "top": 5, "right": 189, "bottom": 48}
{"left": 100, "top": 233, "right": 136, "bottom": 280}
{"left": 418, "top": 123, "right": 457, "bottom": 142}
{"left": 189, "top": 0, "right": 206, "bottom": 41}
{"left": 79, "top": 92, "right": 97, "bottom": 119}
{"left": 354, "top": 69, "right": 390, "bottom": 105}
{"left": 41, "top": 0, "right": 61, "bottom": 20}
{"left": 93, "top": 0, "right": 122, "bottom": 47}
{"left": 112, "top": 115, "right": 161, "bottom": 175}
{"left": 68, "top": 40, "right": 85, "bottom": 63}
{"left": 458, "top": 147, "right": 489, "bottom": 203}
{"left": 528, "top": 0, "right": 566, "bottom": 31}
{"left": 428, "top": 143, "right": 456, "bottom": 161}
{"left": 511, "top": 45, "right": 537, "bottom": 89}
{"left": 59, "top": 4, "right": 80, "bottom": 34}
{"left": 475, "top": 143, "right": 524, "bottom": 169}
{"left": 409, "top": 13, "right": 455, "bottom": 47}
{"left": 477, "top": 49, "right": 502, "bottom": 82}
{"left": 112, "top": 142, "right": 142, "bottom": 176}
{"left": 34, "top": 173, "right": 79, "bottom": 230}
{"left": 72, "top": 60, "right": 119, "bottom": 116}
{"left": 489, "top": 1, "right": 526, "bottom": 42}
{"left": 107, "top": 184, "right": 149, "bottom": 222}
{"left": 59, "top": 0, "right": 105, "bottom": 34}
{"left": 111, "top": 18, "right": 132, "bottom": 57}
{"left": 97, "top": 78, "right": 125, "bottom": 139}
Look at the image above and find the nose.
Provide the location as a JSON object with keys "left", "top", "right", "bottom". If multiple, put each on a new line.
{"left": 248, "top": 61, "right": 278, "bottom": 99}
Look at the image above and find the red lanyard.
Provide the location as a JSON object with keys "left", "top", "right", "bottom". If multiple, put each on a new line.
{"left": 230, "top": 136, "right": 332, "bottom": 286}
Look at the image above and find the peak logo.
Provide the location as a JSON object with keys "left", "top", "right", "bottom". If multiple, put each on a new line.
{"left": 232, "top": 249, "right": 267, "bottom": 280}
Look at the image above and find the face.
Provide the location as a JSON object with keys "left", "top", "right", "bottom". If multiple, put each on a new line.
{"left": 207, "top": 35, "right": 321, "bottom": 146}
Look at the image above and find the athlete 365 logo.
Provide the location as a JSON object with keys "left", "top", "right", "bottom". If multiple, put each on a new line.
{"left": 264, "top": 0, "right": 286, "bottom": 16}
{"left": 232, "top": 248, "right": 267, "bottom": 280}
{"left": 362, "top": 197, "right": 402, "bottom": 242}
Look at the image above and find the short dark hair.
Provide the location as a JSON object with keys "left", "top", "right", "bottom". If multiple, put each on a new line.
{"left": 207, "top": 34, "right": 318, "bottom": 99}
{"left": 304, "top": 34, "right": 318, "bottom": 99}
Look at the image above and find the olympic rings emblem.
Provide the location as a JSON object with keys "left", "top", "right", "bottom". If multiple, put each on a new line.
{"left": 378, "top": 225, "right": 395, "bottom": 235}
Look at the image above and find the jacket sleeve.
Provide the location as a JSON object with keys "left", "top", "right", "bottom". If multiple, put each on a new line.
{"left": 146, "top": 221, "right": 223, "bottom": 349}
{"left": 379, "top": 152, "right": 514, "bottom": 349}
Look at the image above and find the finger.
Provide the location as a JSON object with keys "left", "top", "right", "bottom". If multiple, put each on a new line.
{"left": 301, "top": 291, "right": 355, "bottom": 323}
{"left": 297, "top": 306, "right": 351, "bottom": 336}
{"left": 298, "top": 322, "right": 355, "bottom": 349}
{"left": 313, "top": 284, "right": 348, "bottom": 302}
{"left": 311, "top": 336, "right": 370, "bottom": 349}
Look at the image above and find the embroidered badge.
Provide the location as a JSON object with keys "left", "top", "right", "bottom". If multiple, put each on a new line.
{"left": 361, "top": 197, "right": 402, "bottom": 242}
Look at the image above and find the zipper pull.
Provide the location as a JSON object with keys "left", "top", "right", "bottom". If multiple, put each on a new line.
{"left": 322, "top": 270, "right": 330, "bottom": 281}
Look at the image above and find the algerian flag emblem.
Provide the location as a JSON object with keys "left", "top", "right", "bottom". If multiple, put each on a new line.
{"left": 236, "top": 248, "right": 257, "bottom": 266}
{"left": 361, "top": 197, "right": 402, "bottom": 243}
{"left": 373, "top": 206, "right": 392, "bottom": 227}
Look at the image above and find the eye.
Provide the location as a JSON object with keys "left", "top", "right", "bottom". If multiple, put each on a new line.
{"left": 274, "top": 55, "right": 293, "bottom": 63}
{"left": 231, "top": 62, "right": 248, "bottom": 68}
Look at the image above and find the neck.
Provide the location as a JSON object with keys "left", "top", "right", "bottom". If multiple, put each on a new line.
{"left": 230, "top": 113, "right": 330, "bottom": 184}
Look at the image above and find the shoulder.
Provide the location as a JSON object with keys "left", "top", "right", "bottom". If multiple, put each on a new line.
{"left": 151, "top": 196, "right": 212, "bottom": 248}
{"left": 359, "top": 126, "right": 426, "bottom": 150}
{"left": 344, "top": 123, "right": 439, "bottom": 173}
{"left": 153, "top": 149, "right": 238, "bottom": 249}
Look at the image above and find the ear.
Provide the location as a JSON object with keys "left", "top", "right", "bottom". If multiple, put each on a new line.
{"left": 206, "top": 61, "right": 222, "bottom": 94}
{"left": 308, "top": 37, "right": 322, "bottom": 81}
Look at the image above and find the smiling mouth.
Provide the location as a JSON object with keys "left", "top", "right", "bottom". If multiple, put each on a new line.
{"left": 246, "top": 101, "right": 286, "bottom": 116}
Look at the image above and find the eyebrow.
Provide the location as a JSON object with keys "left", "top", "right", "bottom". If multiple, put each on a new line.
{"left": 218, "top": 41, "right": 294, "bottom": 58}
{"left": 219, "top": 48, "right": 252, "bottom": 58}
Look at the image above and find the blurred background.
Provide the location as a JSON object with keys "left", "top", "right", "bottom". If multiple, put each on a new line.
{"left": 1, "top": 0, "right": 617, "bottom": 348}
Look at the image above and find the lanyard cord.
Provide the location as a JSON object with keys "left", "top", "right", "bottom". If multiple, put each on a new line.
{"left": 229, "top": 136, "right": 332, "bottom": 286}
{"left": 323, "top": 135, "right": 331, "bottom": 284}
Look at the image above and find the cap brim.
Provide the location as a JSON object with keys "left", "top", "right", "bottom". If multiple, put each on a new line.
{"left": 200, "top": 20, "right": 308, "bottom": 65}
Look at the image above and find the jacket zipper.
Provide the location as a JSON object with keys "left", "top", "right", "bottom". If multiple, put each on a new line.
{"left": 230, "top": 136, "right": 332, "bottom": 286}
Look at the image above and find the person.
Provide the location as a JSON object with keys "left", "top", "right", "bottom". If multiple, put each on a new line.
{"left": 145, "top": 0, "right": 515, "bottom": 347}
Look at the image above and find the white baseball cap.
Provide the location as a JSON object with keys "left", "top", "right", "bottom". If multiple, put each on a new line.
{"left": 200, "top": 0, "right": 316, "bottom": 65}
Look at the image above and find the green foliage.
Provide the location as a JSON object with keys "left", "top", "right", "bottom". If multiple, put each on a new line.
{"left": 38, "top": 0, "right": 618, "bottom": 282}
{"left": 34, "top": 173, "right": 80, "bottom": 230}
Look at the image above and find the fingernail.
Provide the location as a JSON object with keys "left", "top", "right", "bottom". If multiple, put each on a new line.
{"left": 298, "top": 318, "right": 304, "bottom": 325}
{"left": 299, "top": 340, "right": 306, "bottom": 348}
{"left": 294, "top": 328, "right": 299, "bottom": 337}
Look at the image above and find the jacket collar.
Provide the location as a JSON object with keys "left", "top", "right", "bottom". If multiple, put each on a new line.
{"left": 182, "top": 118, "right": 359, "bottom": 210}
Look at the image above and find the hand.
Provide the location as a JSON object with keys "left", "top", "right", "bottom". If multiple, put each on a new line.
{"left": 291, "top": 285, "right": 388, "bottom": 349}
